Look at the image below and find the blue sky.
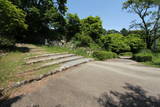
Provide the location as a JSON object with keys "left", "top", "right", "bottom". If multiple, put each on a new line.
{"left": 67, "top": 0, "right": 139, "bottom": 31}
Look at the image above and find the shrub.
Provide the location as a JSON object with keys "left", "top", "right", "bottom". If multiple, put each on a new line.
{"left": 93, "top": 51, "right": 118, "bottom": 60}
{"left": 119, "top": 52, "right": 133, "bottom": 56}
{"left": 74, "top": 33, "right": 94, "bottom": 47}
{"left": 100, "top": 33, "right": 130, "bottom": 53}
{"left": 133, "top": 50, "right": 152, "bottom": 62}
{"left": 89, "top": 43, "right": 101, "bottom": 50}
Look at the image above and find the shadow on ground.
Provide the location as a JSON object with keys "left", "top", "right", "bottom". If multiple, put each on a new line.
{"left": 1, "top": 83, "right": 160, "bottom": 107}
{"left": 0, "top": 46, "right": 30, "bottom": 53}
{"left": 0, "top": 95, "right": 23, "bottom": 107}
{"left": 98, "top": 83, "right": 160, "bottom": 107}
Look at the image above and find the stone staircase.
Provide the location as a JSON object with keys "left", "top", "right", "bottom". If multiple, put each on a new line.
{"left": 10, "top": 52, "right": 93, "bottom": 89}
{"left": 25, "top": 53, "right": 76, "bottom": 64}
{"left": 22, "top": 53, "right": 93, "bottom": 75}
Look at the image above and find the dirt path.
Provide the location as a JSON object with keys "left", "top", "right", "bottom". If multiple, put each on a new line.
{"left": 1, "top": 58, "right": 160, "bottom": 107}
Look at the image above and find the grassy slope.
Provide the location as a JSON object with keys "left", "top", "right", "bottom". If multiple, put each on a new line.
{"left": 0, "top": 52, "right": 32, "bottom": 87}
{"left": 0, "top": 45, "right": 93, "bottom": 88}
{"left": 0, "top": 45, "right": 59, "bottom": 87}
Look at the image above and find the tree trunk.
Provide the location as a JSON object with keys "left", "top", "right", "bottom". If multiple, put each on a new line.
{"left": 146, "top": 37, "right": 153, "bottom": 49}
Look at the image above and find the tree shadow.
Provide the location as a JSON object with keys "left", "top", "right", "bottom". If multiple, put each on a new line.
{"left": 97, "top": 83, "right": 160, "bottom": 107}
{"left": 0, "top": 95, "right": 23, "bottom": 107}
{"left": 0, "top": 46, "right": 30, "bottom": 53}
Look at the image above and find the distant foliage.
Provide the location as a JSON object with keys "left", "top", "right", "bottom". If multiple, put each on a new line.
{"left": 93, "top": 51, "right": 118, "bottom": 60}
{"left": 120, "top": 28, "right": 129, "bottom": 36}
{"left": 100, "top": 33, "right": 130, "bottom": 54}
{"left": 80, "top": 16, "right": 104, "bottom": 41}
{"left": 66, "top": 13, "right": 81, "bottom": 41}
{"left": 126, "top": 34, "right": 146, "bottom": 53}
{"left": 106, "top": 29, "right": 120, "bottom": 35}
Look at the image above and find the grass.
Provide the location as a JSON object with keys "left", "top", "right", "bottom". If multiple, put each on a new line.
{"left": 42, "top": 46, "right": 93, "bottom": 58}
{"left": 0, "top": 52, "right": 28, "bottom": 87}
{"left": 0, "top": 51, "right": 44, "bottom": 87}
{"left": 142, "top": 53, "right": 160, "bottom": 68}
{"left": 132, "top": 49, "right": 160, "bottom": 68}
{"left": 35, "top": 64, "right": 59, "bottom": 75}
{"left": 0, "top": 44, "right": 59, "bottom": 87}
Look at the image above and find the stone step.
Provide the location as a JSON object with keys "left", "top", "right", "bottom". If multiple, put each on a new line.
{"left": 25, "top": 54, "right": 75, "bottom": 64}
{"left": 11, "top": 58, "right": 94, "bottom": 89}
{"left": 25, "top": 53, "right": 68, "bottom": 60}
{"left": 59, "top": 58, "right": 94, "bottom": 70}
{"left": 40, "top": 56, "right": 84, "bottom": 69}
{"left": 23, "top": 56, "right": 84, "bottom": 73}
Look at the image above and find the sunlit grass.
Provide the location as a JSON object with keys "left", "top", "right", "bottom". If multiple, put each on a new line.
{"left": 42, "top": 46, "right": 93, "bottom": 58}
{"left": 0, "top": 44, "right": 51, "bottom": 87}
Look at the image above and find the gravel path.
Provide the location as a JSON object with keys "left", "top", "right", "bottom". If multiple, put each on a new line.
{"left": 2, "top": 59, "right": 160, "bottom": 107}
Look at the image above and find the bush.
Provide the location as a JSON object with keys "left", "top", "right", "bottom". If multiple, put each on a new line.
{"left": 133, "top": 50, "right": 152, "bottom": 62}
{"left": 0, "top": 37, "right": 15, "bottom": 48}
{"left": 74, "top": 33, "right": 94, "bottom": 47}
{"left": 93, "top": 51, "right": 118, "bottom": 60}
{"left": 100, "top": 33, "right": 130, "bottom": 53}
{"left": 139, "top": 49, "right": 152, "bottom": 54}
{"left": 119, "top": 52, "right": 133, "bottom": 56}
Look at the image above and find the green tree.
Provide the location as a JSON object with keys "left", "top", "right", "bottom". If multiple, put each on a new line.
{"left": 100, "top": 33, "right": 130, "bottom": 53}
{"left": 0, "top": 0, "right": 27, "bottom": 47}
{"left": 123, "top": 0, "right": 160, "bottom": 49}
{"left": 9, "top": 0, "right": 67, "bottom": 43}
{"left": 120, "top": 28, "right": 129, "bottom": 36}
{"left": 80, "top": 16, "right": 104, "bottom": 41}
{"left": 66, "top": 13, "right": 81, "bottom": 41}
{"left": 126, "top": 34, "right": 146, "bottom": 52}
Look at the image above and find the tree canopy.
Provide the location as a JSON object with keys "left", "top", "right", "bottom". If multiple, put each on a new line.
{"left": 80, "top": 16, "right": 104, "bottom": 41}
{"left": 123, "top": 0, "right": 160, "bottom": 49}
{"left": 0, "top": 0, "right": 27, "bottom": 35}
{"left": 7, "top": 0, "right": 68, "bottom": 43}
